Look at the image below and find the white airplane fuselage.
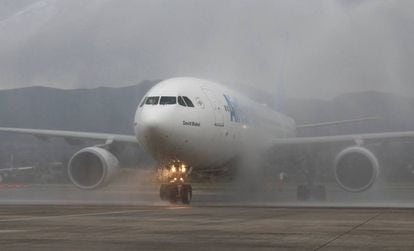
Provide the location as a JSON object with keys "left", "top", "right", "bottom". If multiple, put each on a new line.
{"left": 134, "top": 77, "right": 295, "bottom": 170}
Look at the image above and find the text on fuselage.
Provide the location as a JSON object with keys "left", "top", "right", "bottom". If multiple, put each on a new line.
{"left": 182, "top": 121, "right": 201, "bottom": 127}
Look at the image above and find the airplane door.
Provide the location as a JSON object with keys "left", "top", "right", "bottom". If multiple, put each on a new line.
{"left": 202, "top": 88, "right": 225, "bottom": 127}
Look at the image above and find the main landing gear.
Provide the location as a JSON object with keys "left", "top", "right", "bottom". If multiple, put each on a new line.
{"left": 158, "top": 161, "right": 193, "bottom": 204}
{"left": 296, "top": 154, "right": 326, "bottom": 201}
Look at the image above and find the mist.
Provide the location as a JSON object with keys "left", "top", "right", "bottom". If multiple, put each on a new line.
{"left": 0, "top": 0, "right": 414, "bottom": 99}
{"left": 1, "top": 1, "right": 414, "bottom": 207}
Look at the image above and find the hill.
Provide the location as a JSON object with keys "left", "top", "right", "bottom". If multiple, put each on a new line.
{"left": 1, "top": 81, "right": 414, "bottom": 172}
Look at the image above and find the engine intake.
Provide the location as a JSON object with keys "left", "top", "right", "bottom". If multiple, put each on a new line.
{"left": 334, "top": 146, "right": 379, "bottom": 192}
{"left": 68, "top": 147, "right": 120, "bottom": 189}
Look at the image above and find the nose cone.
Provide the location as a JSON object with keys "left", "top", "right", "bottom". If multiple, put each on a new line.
{"left": 134, "top": 107, "right": 175, "bottom": 159}
{"left": 136, "top": 109, "right": 165, "bottom": 142}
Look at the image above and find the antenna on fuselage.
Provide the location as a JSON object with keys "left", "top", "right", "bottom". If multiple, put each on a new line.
{"left": 275, "top": 32, "right": 289, "bottom": 113}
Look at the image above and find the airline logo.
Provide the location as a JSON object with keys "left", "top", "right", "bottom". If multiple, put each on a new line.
{"left": 195, "top": 97, "right": 205, "bottom": 109}
{"left": 223, "top": 94, "right": 240, "bottom": 123}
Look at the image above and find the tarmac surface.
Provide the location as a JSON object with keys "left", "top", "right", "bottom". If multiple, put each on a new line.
{"left": 0, "top": 205, "right": 414, "bottom": 250}
{"left": 0, "top": 182, "right": 414, "bottom": 250}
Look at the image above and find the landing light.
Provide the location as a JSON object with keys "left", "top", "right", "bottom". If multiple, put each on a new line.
{"left": 171, "top": 166, "right": 177, "bottom": 173}
{"left": 181, "top": 165, "right": 186, "bottom": 173}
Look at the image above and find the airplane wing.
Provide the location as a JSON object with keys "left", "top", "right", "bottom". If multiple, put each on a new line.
{"left": 295, "top": 117, "right": 381, "bottom": 129}
{"left": 273, "top": 131, "right": 414, "bottom": 147}
{"left": 0, "top": 127, "right": 138, "bottom": 145}
{"left": 0, "top": 166, "right": 34, "bottom": 172}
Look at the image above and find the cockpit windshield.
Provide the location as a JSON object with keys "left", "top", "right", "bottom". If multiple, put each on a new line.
{"left": 160, "top": 96, "right": 177, "bottom": 105}
{"left": 183, "top": 96, "right": 194, "bottom": 107}
{"left": 145, "top": 96, "right": 159, "bottom": 105}
{"left": 178, "top": 96, "right": 186, "bottom": 106}
{"left": 141, "top": 96, "right": 194, "bottom": 108}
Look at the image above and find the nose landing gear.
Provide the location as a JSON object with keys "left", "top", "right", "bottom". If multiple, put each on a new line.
{"left": 159, "top": 183, "right": 192, "bottom": 204}
{"left": 158, "top": 161, "right": 193, "bottom": 204}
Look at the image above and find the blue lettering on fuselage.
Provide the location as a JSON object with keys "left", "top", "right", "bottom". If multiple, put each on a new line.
{"left": 223, "top": 94, "right": 243, "bottom": 123}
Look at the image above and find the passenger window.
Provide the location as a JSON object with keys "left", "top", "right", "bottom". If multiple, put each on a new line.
{"left": 145, "top": 96, "right": 159, "bottom": 105}
{"left": 139, "top": 97, "right": 147, "bottom": 107}
{"left": 160, "top": 96, "right": 177, "bottom": 105}
{"left": 178, "top": 96, "right": 187, "bottom": 107}
{"left": 183, "top": 96, "right": 194, "bottom": 107}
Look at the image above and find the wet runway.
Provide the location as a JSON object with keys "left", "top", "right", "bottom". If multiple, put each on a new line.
{"left": 0, "top": 205, "right": 414, "bottom": 250}
{"left": 0, "top": 182, "right": 414, "bottom": 250}
{"left": 1, "top": 181, "right": 414, "bottom": 207}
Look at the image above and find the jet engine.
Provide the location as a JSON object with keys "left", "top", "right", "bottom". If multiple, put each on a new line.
{"left": 68, "top": 146, "right": 120, "bottom": 189}
{"left": 334, "top": 146, "right": 379, "bottom": 192}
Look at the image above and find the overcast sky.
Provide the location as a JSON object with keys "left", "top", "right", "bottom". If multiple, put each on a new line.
{"left": 0, "top": 0, "right": 413, "bottom": 98}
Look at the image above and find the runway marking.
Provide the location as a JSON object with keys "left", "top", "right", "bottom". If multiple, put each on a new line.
{"left": 313, "top": 211, "right": 383, "bottom": 251}
{"left": 0, "top": 208, "right": 157, "bottom": 223}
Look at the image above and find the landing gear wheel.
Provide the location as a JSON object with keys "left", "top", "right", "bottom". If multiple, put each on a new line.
{"left": 297, "top": 185, "right": 311, "bottom": 201}
{"left": 168, "top": 184, "right": 179, "bottom": 204}
{"left": 313, "top": 185, "right": 326, "bottom": 201}
{"left": 159, "top": 184, "right": 168, "bottom": 200}
{"left": 181, "top": 184, "right": 192, "bottom": 204}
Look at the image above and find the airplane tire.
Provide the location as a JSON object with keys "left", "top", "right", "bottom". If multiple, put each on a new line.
{"left": 297, "top": 185, "right": 310, "bottom": 201}
{"left": 181, "top": 184, "right": 192, "bottom": 204}
{"left": 168, "top": 184, "right": 179, "bottom": 204}
{"left": 313, "top": 185, "right": 326, "bottom": 201}
{"left": 159, "top": 184, "right": 168, "bottom": 200}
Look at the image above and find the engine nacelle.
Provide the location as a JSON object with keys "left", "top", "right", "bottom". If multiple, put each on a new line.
{"left": 68, "top": 147, "right": 120, "bottom": 189}
{"left": 334, "top": 146, "right": 379, "bottom": 192}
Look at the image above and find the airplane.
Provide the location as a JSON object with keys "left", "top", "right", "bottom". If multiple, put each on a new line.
{"left": 1, "top": 77, "right": 414, "bottom": 204}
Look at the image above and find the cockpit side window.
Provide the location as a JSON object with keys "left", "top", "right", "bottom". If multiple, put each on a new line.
{"left": 139, "top": 97, "right": 147, "bottom": 107}
{"left": 178, "top": 96, "right": 187, "bottom": 107}
{"left": 183, "top": 96, "right": 194, "bottom": 107}
{"left": 145, "top": 96, "right": 159, "bottom": 105}
{"left": 160, "top": 96, "right": 177, "bottom": 105}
